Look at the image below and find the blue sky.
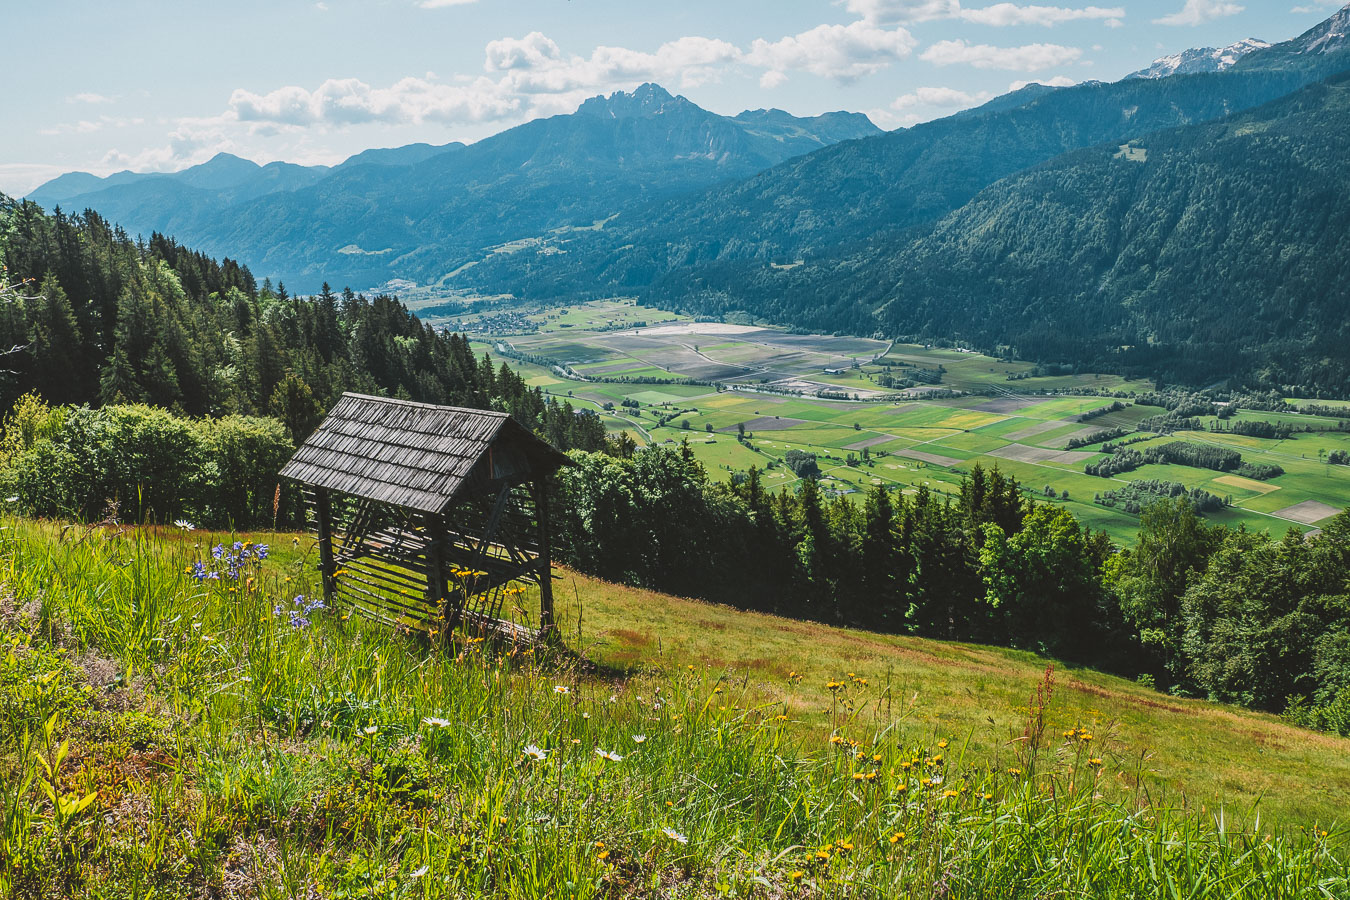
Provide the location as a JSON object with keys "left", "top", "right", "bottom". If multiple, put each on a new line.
{"left": 2, "top": 0, "right": 1344, "bottom": 195}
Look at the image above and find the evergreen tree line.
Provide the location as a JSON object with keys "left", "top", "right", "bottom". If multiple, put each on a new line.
{"left": 559, "top": 453, "right": 1119, "bottom": 661}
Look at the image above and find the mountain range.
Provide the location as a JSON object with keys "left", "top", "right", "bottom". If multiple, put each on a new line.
{"left": 448, "top": 4, "right": 1350, "bottom": 389}
{"left": 25, "top": 85, "right": 878, "bottom": 289}
{"left": 20, "top": 4, "right": 1350, "bottom": 390}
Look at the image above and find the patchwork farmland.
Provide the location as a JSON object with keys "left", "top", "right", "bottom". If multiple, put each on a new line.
{"left": 443, "top": 300, "right": 1350, "bottom": 544}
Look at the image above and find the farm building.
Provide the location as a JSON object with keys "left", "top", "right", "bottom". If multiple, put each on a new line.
{"left": 279, "top": 393, "right": 570, "bottom": 641}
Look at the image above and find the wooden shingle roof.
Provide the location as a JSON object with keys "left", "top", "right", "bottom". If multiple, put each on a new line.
{"left": 279, "top": 393, "right": 569, "bottom": 513}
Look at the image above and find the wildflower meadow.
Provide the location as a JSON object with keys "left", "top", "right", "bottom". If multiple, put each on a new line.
{"left": 0, "top": 516, "right": 1346, "bottom": 898}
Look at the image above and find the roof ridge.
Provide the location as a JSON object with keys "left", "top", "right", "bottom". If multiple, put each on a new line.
{"left": 340, "top": 392, "right": 512, "bottom": 417}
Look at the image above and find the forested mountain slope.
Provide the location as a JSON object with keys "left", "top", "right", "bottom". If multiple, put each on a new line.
{"left": 636, "top": 70, "right": 1350, "bottom": 390}
{"left": 868, "top": 72, "right": 1350, "bottom": 388}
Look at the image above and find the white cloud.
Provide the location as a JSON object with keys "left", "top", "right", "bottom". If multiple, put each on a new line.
{"left": 39, "top": 115, "right": 145, "bottom": 136}
{"left": 485, "top": 32, "right": 741, "bottom": 94}
{"left": 921, "top": 39, "right": 1082, "bottom": 70}
{"left": 746, "top": 21, "right": 917, "bottom": 82}
{"left": 760, "top": 70, "right": 789, "bottom": 88}
{"left": 419, "top": 0, "right": 477, "bottom": 7}
{"left": 1152, "top": 0, "right": 1244, "bottom": 26}
{"left": 849, "top": 0, "right": 1125, "bottom": 26}
{"left": 484, "top": 32, "right": 566, "bottom": 73}
{"left": 891, "top": 85, "right": 994, "bottom": 108}
{"left": 845, "top": 0, "right": 960, "bottom": 24}
{"left": 228, "top": 76, "right": 520, "bottom": 127}
{"left": 99, "top": 116, "right": 238, "bottom": 174}
{"left": 1008, "top": 74, "right": 1078, "bottom": 89}
{"left": 959, "top": 4, "right": 1125, "bottom": 27}
{"left": 68, "top": 92, "right": 115, "bottom": 105}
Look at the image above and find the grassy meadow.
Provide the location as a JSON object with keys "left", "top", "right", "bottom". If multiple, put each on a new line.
{"left": 2, "top": 516, "right": 1349, "bottom": 898}
{"left": 452, "top": 301, "right": 1350, "bottom": 545}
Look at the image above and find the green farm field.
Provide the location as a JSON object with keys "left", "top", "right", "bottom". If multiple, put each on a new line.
{"left": 465, "top": 302, "right": 1350, "bottom": 544}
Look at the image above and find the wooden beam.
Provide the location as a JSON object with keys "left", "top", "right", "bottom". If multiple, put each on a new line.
{"left": 315, "top": 488, "right": 337, "bottom": 609}
{"left": 533, "top": 479, "right": 556, "bottom": 637}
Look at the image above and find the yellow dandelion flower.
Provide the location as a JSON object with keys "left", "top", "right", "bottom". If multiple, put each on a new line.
{"left": 889, "top": 831, "right": 905, "bottom": 844}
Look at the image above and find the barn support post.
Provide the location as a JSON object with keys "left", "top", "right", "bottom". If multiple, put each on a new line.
{"left": 314, "top": 488, "right": 337, "bottom": 609}
{"left": 425, "top": 513, "right": 449, "bottom": 639}
{"left": 533, "top": 478, "right": 556, "bottom": 638}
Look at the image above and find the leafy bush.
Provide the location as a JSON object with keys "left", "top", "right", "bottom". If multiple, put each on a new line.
{"left": 1, "top": 402, "right": 296, "bottom": 527}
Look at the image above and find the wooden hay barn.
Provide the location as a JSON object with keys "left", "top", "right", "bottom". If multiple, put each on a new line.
{"left": 279, "top": 392, "right": 570, "bottom": 641}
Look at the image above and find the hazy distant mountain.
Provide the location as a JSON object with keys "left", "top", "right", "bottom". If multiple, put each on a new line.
{"left": 335, "top": 142, "right": 464, "bottom": 171}
{"left": 1127, "top": 39, "right": 1270, "bottom": 79}
{"left": 27, "top": 153, "right": 331, "bottom": 210}
{"left": 25, "top": 84, "right": 879, "bottom": 289}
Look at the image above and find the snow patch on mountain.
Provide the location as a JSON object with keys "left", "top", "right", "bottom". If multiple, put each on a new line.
{"left": 1128, "top": 39, "right": 1271, "bottom": 80}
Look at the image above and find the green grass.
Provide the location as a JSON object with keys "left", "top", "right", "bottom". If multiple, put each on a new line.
{"left": 2, "top": 518, "right": 1349, "bottom": 898}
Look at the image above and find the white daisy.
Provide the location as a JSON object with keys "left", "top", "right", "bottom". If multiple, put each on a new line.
{"left": 661, "top": 826, "right": 688, "bottom": 845}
